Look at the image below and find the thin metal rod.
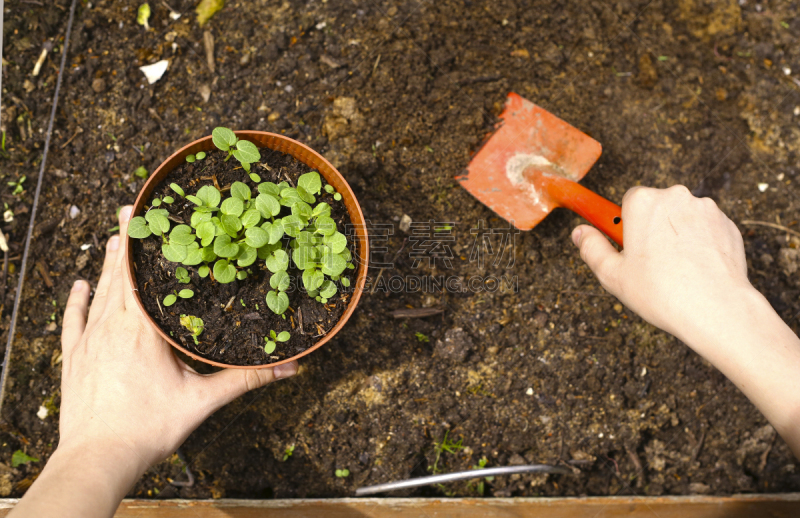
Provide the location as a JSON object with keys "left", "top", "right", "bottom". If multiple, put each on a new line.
{"left": 0, "top": 0, "right": 79, "bottom": 412}
{"left": 355, "top": 465, "right": 572, "bottom": 496}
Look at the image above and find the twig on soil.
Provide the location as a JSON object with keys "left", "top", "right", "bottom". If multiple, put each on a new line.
{"left": 456, "top": 75, "right": 503, "bottom": 86}
{"left": 370, "top": 238, "right": 408, "bottom": 294}
{"left": 156, "top": 297, "right": 164, "bottom": 317}
{"left": 625, "top": 445, "right": 644, "bottom": 489}
{"left": 35, "top": 261, "right": 53, "bottom": 289}
{"left": 0, "top": 249, "right": 8, "bottom": 303}
{"left": 59, "top": 126, "right": 82, "bottom": 149}
{"left": 170, "top": 448, "right": 195, "bottom": 488}
{"left": 740, "top": 220, "right": 800, "bottom": 239}
{"left": 758, "top": 433, "right": 775, "bottom": 473}
{"left": 282, "top": 171, "right": 295, "bottom": 187}
{"left": 224, "top": 296, "right": 235, "bottom": 312}
{"left": 391, "top": 307, "right": 444, "bottom": 319}
{"left": 203, "top": 31, "right": 215, "bottom": 74}
{"left": 690, "top": 429, "right": 706, "bottom": 465}
{"left": 297, "top": 308, "right": 304, "bottom": 335}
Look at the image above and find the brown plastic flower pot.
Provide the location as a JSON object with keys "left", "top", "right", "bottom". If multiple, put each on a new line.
{"left": 125, "top": 131, "right": 369, "bottom": 369}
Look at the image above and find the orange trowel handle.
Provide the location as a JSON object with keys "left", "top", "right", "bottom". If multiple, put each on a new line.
{"left": 538, "top": 173, "right": 623, "bottom": 247}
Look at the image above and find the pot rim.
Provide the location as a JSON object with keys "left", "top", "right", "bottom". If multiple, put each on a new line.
{"left": 125, "top": 131, "right": 369, "bottom": 369}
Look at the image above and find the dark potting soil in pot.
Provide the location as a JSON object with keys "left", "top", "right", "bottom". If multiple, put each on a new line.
{"left": 131, "top": 148, "right": 357, "bottom": 366}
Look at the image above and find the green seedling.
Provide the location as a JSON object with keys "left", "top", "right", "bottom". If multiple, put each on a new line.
{"left": 134, "top": 166, "right": 149, "bottom": 179}
{"left": 163, "top": 288, "right": 194, "bottom": 306}
{"left": 264, "top": 329, "right": 290, "bottom": 354}
{"left": 212, "top": 126, "right": 261, "bottom": 172}
{"left": 0, "top": 131, "right": 8, "bottom": 158}
{"left": 324, "top": 184, "right": 342, "bottom": 201}
{"left": 175, "top": 267, "right": 191, "bottom": 284}
{"left": 8, "top": 176, "right": 25, "bottom": 196}
{"left": 430, "top": 431, "right": 464, "bottom": 475}
{"left": 415, "top": 332, "right": 429, "bottom": 343}
{"left": 180, "top": 314, "right": 204, "bottom": 344}
{"left": 335, "top": 469, "right": 350, "bottom": 478}
{"left": 282, "top": 444, "right": 295, "bottom": 461}
{"left": 137, "top": 3, "right": 151, "bottom": 30}
{"left": 11, "top": 450, "right": 39, "bottom": 468}
{"left": 151, "top": 195, "right": 175, "bottom": 207}
{"left": 469, "top": 457, "right": 495, "bottom": 496}
{"left": 185, "top": 151, "right": 207, "bottom": 163}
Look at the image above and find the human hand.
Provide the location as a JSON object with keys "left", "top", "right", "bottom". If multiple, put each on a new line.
{"left": 570, "top": 185, "right": 751, "bottom": 345}
{"left": 59, "top": 205, "right": 298, "bottom": 478}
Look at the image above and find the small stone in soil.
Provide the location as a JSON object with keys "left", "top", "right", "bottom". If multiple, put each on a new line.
{"left": 399, "top": 214, "right": 412, "bottom": 233}
{"left": 92, "top": 78, "right": 106, "bottom": 93}
{"left": 69, "top": 205, "right": 81, "bottom": 219}
{"left": 434, "top": 327, "right": 474, "bottom": 362}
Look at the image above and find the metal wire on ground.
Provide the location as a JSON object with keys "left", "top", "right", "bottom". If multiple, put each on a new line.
{"left": 355, "top": 465, "right": 572, "bottom": 496}
{"left": 0, "top": 0, "right": 80, "bottom": 412}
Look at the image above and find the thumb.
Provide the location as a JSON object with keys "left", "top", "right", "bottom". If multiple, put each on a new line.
{"left": 571, "top": 225, "right": 622, "bottom": 290}
{"left": 198, "top": 361, "right": 299, "bottom": 410}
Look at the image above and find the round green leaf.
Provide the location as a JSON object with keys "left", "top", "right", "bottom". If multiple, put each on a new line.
{"left": 266, "top": 290, "right": 289, "bottom": 315}
{"left": 190, "top": 211, "right": 211, "bottom": 228}
{"left": 255, "top": 193, "right": 280, "bottom": 218}
{"left": 258, "top": 182, "right": 281, "bottom": 196}
{"left": 236, "top": 244, "right": 257, "bottom": 267}
{"left": 293, "top": 245, "right": 315, "bottom": 270}
{"left": 312, "top": 202, "right": 331, "bottom": 218}
{"left": 265, "top": 249, "right": 289, "bottom": 273}
{"left": 186, "top": 195, "right": 203, "bottom": 206}
{"left": 321, "top": 249, "right": 346, "bottom": 277}
{"left": 279, "top": 188, "right": 302, "bottom": 207}
{"left": 249, "top": 173, "right": 261, "bottom": 182}
{"left": 234, "top": 139, "right": 260, "bottom": 163}
{"left": 237, "top": 270, "right": 248, "bottom": 280}
{"left": 282, "top": 215, "right": 304, "bottom": 237}
{"left": 241, "top": 208, "right": 261, "bottom": 229}
{"left": 200, "top": 246, "right": 217, "bottom": 263}
{"left": 333, "top": 193, "right": 342, "bottom": 201}
{"left": 324, "top": 184, "right": 335, "bottom": 194}
{"left": 213, "top": 234, "right": 240, "bottom": 258}
{"left": 270, "top": 270, "right": 290, "bottom": 291}
{"left": 291, "top": 200, "right": 312, "bottom": 220}
{"left": 163, "top": 294, "right": 177, "bottom": 306}
{"left": 152, "top": 198, "right": 162, "bottom": 207}
{"left": 245, "top": 227, "right": 269, "bottom": 248}
{"left": 230, "top": 181, "right": 251, "bottom": 201}
{"left": 220, "top": 197, "right": 244, "bottom": 217}
{"left": 145, "top": 209, "right": 171, "bottom": 235}
{"left": 169, "top": 225, "right": 196, "bottom": 246}
{"left": 298, "top": 171, "right": 322, "bottom": 195}
{"left": 182, "top": 243, "right": 203, "bottom": 266}
{"left": 341, "top": 277, "right": 351, "bottom": 287}
{"left": 185, "top": 154, "right": 196, "bottom": 163}
{"left": 264, "top": 340, "right": 276, "bottom": 354}
{"left": 170, "top": 183, "right": 185, "bottom": 197}
{"left": 196, "top": 221, "right": 216, "bottom": 247}
{"left": 323, "top": 231, "right": 347, "bottom": 254}
{"left": 319, "top": 280, "right": 337, "bottom": 299}
{"left": 220, "top": 214, "right": 242, "bottom": 237}
{"left": 196, "top": 151, "right": 207, "bottom": 160}
{"left": 296, "top": 186, "right": 316, "bottom": 204}
{"left": 163, "top": 196, "right": 175, "bottom": 204}
{"left": 198, "top": 265, "right": 210, "bottom": 278}
{"left": 162, "top": 242, "right": 188, "bottom": 263}
{"left": 277, "top": 331, "right": 291, "bottom": 342}
{"left": 213, "top": 259, "right": 237, "bottom": 283}
{"left": 127, "top": 217, "right": 152, "bottom": 239}
{"left": 302, "top": 268, "right": 324, "bottom": 292}
{"left": 197, "top": 185, "right": 221, "bottom": 208}
{"left": 315, "top": 216, "right": 336, "bottom": 236}
{"left": 212, "top": 127, "right": 237, "bottom": 151}
{"left": 262, "top": 220, "right": 285, "bottom": 244}
{"left": 178, "top": 289, "right": 194, "bottom": 298}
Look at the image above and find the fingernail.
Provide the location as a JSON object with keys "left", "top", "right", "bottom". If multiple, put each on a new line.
{"left": 119, "top": 206, "right": 133, "bottom": 223}
{"left": 571, "top": 227, "right": 582, "bottom": 246}
{"left": 72, "top": 280, "right": 85, "bottom": 292}
{"left": 108, "top": 235, "right": 120, "bottom": 251}
{"left": 273, "top": 361, "right": 298, "bottom": 380}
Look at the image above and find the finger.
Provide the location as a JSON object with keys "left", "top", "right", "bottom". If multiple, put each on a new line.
{"left": 61, "top": 280, "right": 91, "bottom": 356}
{"left": 572, "top": 225, "right": 623, "bottom": 293}
{"left": 621, "top": 186, "right": 646, "bottom": 208}
{"left": 198, "top": 361, "right": 299, "bottom": 411}
{"left": 104, "top": 206, "right": 134, "bottom": 314}
{"left": 87, "top": 235, "right": 120, "bottom": 329}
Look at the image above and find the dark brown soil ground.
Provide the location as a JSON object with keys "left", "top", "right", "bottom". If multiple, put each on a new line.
{"left": 1, "top": 0, "right": 799, "bottom": 500}
{"left": 132, "top": 147, "right": 355, "bottom": 366}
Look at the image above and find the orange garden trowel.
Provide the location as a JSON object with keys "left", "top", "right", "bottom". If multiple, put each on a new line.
{"left": 457, "top": 93, "right": 623, "bottom": 246}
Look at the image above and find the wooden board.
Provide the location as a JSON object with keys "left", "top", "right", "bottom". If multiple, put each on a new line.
{"left": 0, "top": 494, "right": 799, "bottom": 517}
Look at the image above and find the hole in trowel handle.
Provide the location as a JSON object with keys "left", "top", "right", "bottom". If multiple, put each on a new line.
{"left": 613, "top": 217, "right": 621, "bottom": 224}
